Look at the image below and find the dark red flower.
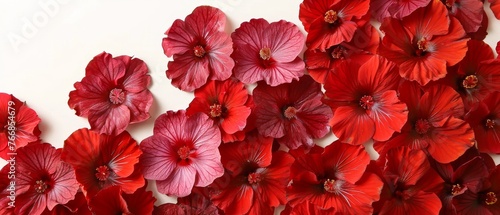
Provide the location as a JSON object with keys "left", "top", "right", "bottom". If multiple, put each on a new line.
{"left": 253, "top": 76, "right": 332, "bottom": 149}
{"left": 153, "top": 204, "right": 196, "bottom": 215}
{"left": 162, "top": 6, "right": 234, "bottom": 91}
{"left": 468, "top": 11, "right": 489, "bottom": 40}
{"left": 88, "top": 185, "right": 155, "bottom": 215}
{"left": 187, "top": 79, "right": 252, "bottom": 143}
{"left": 15, "top": 143, "right": 79, "bottom": 215}
{"left": 466, "top": 92, "right": 500, "bottom": 153}
{"left": 442, "top": 0, "right": 484, "bottom": 33}
{"left": 210, "top": 132, "right": 294, "bottom": 214}
{"left": 68, "top": 52, "right": 153, "bottom": 135}
{"left": 299, "top": 0, "right": 370, "bottom": 51}
{"left": 370, "top": 0, "right": 431, "bottom": 21}
{"left": 323, "top": 55, "right": 408, "bottom": 145}
{"left": 379, "top": 0, "right": 469, "bottom": 85}
{"left": 305, "top": 24, "right": 380, "bottom": 84}
{"left": 0, "top": 93, "right": 41, "bottom": 160}
{"left": 140, "top": 110, "right": 223, "bottom": 197}
{"left": 287, "top": 142, "right": 383, "bottom": 213}
{"left": 62, "top": 128, "right": 144, "bottom": 199}
{"left": 374, "top": 82, "right": 475, "bottom": 163}
{"left": 231, "top": 18, "right": 305, "bottom": 86}
{"left": 41, "top": 192, "right": 91, "bottom": 215}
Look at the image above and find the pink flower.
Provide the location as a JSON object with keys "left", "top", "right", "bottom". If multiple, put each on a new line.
{"left": 68, "top": 52, "right": 153, "bottom": 135}
{"left": 231, "top": 18, "right": 305, "bottom": 86}
{"left": 140, "top": 110, "right": 223, "bottom": 197}
{"left": 162, "top": 6, "right": 234, "bottom": 91}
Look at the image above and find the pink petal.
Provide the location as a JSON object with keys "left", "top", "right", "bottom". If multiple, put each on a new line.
{"left": 265, "top": 20, "right": 305, "bottom": 62}
{"left": 190, "top": 147, "right": 224, "bottom": 187}
{"left": 140, "top": 136, "right": 177, "bottom": 180}
{"left": 121, "top": 57, "right": 151, "bottom": 93}
{"left": 166, "top": 52, "right": 210, "bottom": 92}
{"left": 156, "top": 165, "right": 196, "bottom": 197}
{"left": 88, "top": 104, "right": 130, "bottom": 135}
{"left": 206, "top": 32, "right": 234, "bottom": 81}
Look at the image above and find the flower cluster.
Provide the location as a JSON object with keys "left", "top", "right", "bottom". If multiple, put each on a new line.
{"left": 2, "top": 1, "right": 500, "bottom": 215}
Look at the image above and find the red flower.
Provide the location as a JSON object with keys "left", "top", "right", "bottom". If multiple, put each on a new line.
{"left": 442, "top": 0, "right": 484, "bottom": 33}
{"left": 15, "top": 143, "right": 79, "bottom": 215}
{"left": 281, "top": 201, "right": 334, "bottom": 215}
{"left": 490, "top": 0, "right": 500, "bottom": 20}
{"left": 140, "top": 110, "right": 223, "bottom": 197}
{"left": 0, "top": 93, "right": 41, "bottom": 160}
{"left": 374, "top": 147, "right": 444, "bottom": 215}
{"left": 466, "top": 92, "right": 500, "bottom": 153}
{"left": 253, "top": 76, "right": 332, "bottom": 149}
{"left": 304, "top": 24, "right": 380, "bottom": 84}
{"left": 379, "top": 0, "right": 469, "bottom": 85}
{"left": 68, "top": 52, "right": 153, "bottom": 135}
{"left": 162, "top": 6, "right": 234, "bottom": 91}
{"left": 62, "top": 128, "right": 144, "bottom": 199}
{"left": 374, "top": 82, "right": 475, "bottom": 163}
{"left": 323, "top": 55, "right": 408, "bottom": 145}
{"left": 187, "top": 79, "right": 252, "bottom": 143}
{"left": 287, "top": 142, "right": 383, "bottom": 213}
{"left": 370, "top": 0, "right": 431, "bottom": 21}
{"left": 231, "top": 18, "right": 305, "bottom": 86}
{"left": 0, "top": 164, "right": 15, "bottom": 215}
{"left": 88, "top": 185, "right": 155, "bottom": 215}
{"left": 210, "top": 132, "right": 294, "bottom": 214}
{"left": 41, "top": 192, "right": 91, "bottom": 215}
{"left": 299, "top": 0, "right": 370, "bottom": 51}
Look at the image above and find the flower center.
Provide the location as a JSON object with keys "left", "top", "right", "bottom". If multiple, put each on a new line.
{"left": 415, "top": 119, "right": 431, "bottom": 134}
{"left": 95, "top": 165, "right": 111, "bottom": 181}
{"left": 193, "top": 45, "right": 206, "bottom": 58}
{"left": 486, "top": 119, "right": 496, "bottom": 129}
{"left": 259, "top": 47, "right": 272, "bottom": 60}
{"left": 283, "top": 106, "right": 297, "bottom": 119}
{"left": 442, "top": 0, "right": 455, "bottom": 8}
{"left": 34, "top": 180, "right": 49, "bottom": 194}
{"left": 247, "top": 172, "right": 262, "bottom": 184}
{"left": 416, "top": 37, "right": 430, "bottom": 56}
{"left": 177, "top": 146, "right": 191, "bottom": 160}
{"left": 323, "top": 179, "right": 336, "bottom": 193}
{"left": 485, "top": 192, "right": 498, "bottom": 205}
{"left": 462, "top": 75, "right": 479, "bottom": 89}
{"left": 331, "top": 46, "right": 346, "bottom": 59}
{"left": 451, "top": 184, "right": 464, "bottom": 196}
{"left": 324, "top": 10, "right": 338, "bottom": 24}
{"left": 209, "top": 103, "right": 223, "bottom": 118}
{"left": 395, "top": 189, "right": 411, "bottom": 200}
{"left": 109, "top": 88, "right": 125, "bottom": 104}
{"left": 359, "top": 95, "right": 374, "bottom": 110}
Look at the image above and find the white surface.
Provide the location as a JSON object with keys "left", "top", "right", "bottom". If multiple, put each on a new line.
{"left": 1, "top": 0, "right": 499, "bottom": 207}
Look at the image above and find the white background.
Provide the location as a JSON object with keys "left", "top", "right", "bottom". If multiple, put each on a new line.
{"left": 1, "top": 0, "right": 499, "bottom": 207}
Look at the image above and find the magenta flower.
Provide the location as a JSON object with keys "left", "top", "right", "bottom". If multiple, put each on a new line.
{"left": 140, "top": 110, "right": 223, "bottom": 197}
{"left": 162, "top": 6, "right": 234, "bottom": 91}
{"left": 231, "top": 18, "right": 305, "bottom": 86}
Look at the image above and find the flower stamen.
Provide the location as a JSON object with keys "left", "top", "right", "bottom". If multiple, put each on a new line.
{"left": 415, "top": 119, "right": 431, "bottom": 134}
{"left": 451, "top": 184, "right": 464, "bottom": 196}
{"left": 209, "top": 104, "right": 223, "bottom": 118}
{"left": 324, "top": 10, "right": 338, "bottom": 24}
{"left": 193, "top": 45, "right": 206, "bottom": 58}
{"left": 359, "top": 95, "right": 374, "bottom": 110}
{"left": 283, "top": 106, "right": 297, "bottom": 119}
{"left": 485, "top": 192, "right": 497, "bottom": 205}
{"left": 247, "top": 172, "right": 262, "bottom": 184}
{"left": 259, "top": 47, "right": 272, "bottom": 60}
{"left": 177, "top": 146, "right": 191, "bottom": 160}
{"left": 34, "top": 180, "right": 48, "bottom": 194}
{"left": 331, "top": 46, "right": 346, "bottom": 59}
{"left": 109, "top": 88, "right": 125, "bottom": 104}
{"left": 462, "top": 75, "right": 479, "bottom": 89}
{"left": 486, "top": 119, "right": 496, "bottom": 129}
{"left": 95, "top": 165, "right": 111, "bottom": 181}
{"left": 323, "top": 179, "right": 336, "bottom": 193}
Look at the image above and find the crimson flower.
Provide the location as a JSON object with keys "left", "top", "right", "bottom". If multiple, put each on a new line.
{"left": 304, "top": 24, "right": 380, "bottom": 84}
{"left": 466, "top": 92, "right": 500, "bottom": 153}
{"left": 140, "top": 110, "right": 223, "bottom": 197}
{"left": 287, "top": 142, "right": 383, "bottom": 214}
{"left": 253, "top": 76, "right": 332, "bottom": 149}
{"left": 442, "top": 0, "right": 484, "bottom": 33}
{"left": 323, "top": 55, "right": 408, "bottom": 145}
{"left": 370, "top": 0, "right": 431, "bottom": 21}
{"left": 379, "top": 0, "right": 469, "bottom": 85}
{"left": 299, "top": 0, "right": 370, "bottom": 51}
{"left": 0, "top": 93, "right": 40, "bottom": 160}
{"left": 162, "top": 6, "right": 234, "bottom": 91}
{"left": 210, "top": 132, "right": 294, "bottom": 214}
{"left": 88, "top": 185, "right": 155, "bottom": 215}
{"left": 68, "top": 52, "right": 153, "bottom": 135}
{"left": 187, "top": 79, "right": 252, "bottom": 143}
{"left": 41, "top": 192, "right": 91, "bottom": 215}
{"left": 231, "top": 18, "right": 305, "bottom": 86}
{"left": 15, "top": 143, "right": 79, "bottom": 215}
{"left": 374, "top": 82, "right": 475, "bottom": 163}
{"left": 62, "top": 128, "right": 144, "bottom": 199}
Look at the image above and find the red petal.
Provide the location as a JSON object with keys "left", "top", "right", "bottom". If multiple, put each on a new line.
{"left": 166, "top": 52, "right": 210, "bottom": 92}
{"left": 88, "top": 104, "right": 130, "bottom": 135}
{"left": 419, "top": 84, "right": 465, "bottom": 122}
{"left": 380, "top": 191, "right": 442, "bottom": 215}
{"left": 427, "top": 117, "right": 475, "bottom": 163}
{"left": 331, "top": 105, "right": 375, "bottom": 145}
{"left": 211, "top": 182, "right": 254, "bottom": 215}
{"left": 490, "top": 0, "right": 500, "bottom": 20}
{"left": 323, "top": 141, "right": 370, "bottom": 183}
{"left": 449, "top": 0, "right": 484, "bottom": 33}
{"left": 370, "top": 91, "right": 408, "bottom": 142}
{"left": 122, "top": 185, "right": 156, "bottom": 215}
{"left": 431, "top": 17, "right": 469, "bottom": 67}
{"left": 452, "top": 157, "right": 490, "bottom": 193}
{"left": 89, "top": 186, "right": 129, "bottom": 214}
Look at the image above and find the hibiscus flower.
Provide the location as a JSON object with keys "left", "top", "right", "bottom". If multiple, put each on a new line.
{"left": 299, "top": 0, "right": 370, "bottom": 51}
{"left": 162, "top": 6, "right": 234, "bottom": 91}
{"left": 466, "top": 92, "right": 500, "bottom": 153}
{"left": 323, "top": 55, "right": 408, "bottom": 145}
{"left": 68, "top": 52, "right": 153, "bottom": 135}
{"left": 15, "top": 143, "right": 79, "bottom": 215}
{"left": 140, "top": 110, "right": 223, "bottom": 197}
{"left": 231, "top": 18, "right": 305, "bottom": 86}
{"left": 41, "top": 192, "right": 91, "bottom": 215}
{"left": 62, "top": 128, "right": 144, "bottom": 199}
{"left": 210, "top": 132, "right": 294, "bottom": 214}
{"left": 305, "top": 24, "right": 380, "bottom": 84}
{"left": 88, "top": 185, "right": 155, "bottom": 215}
{"left": 186, "top": 79, "right": 252, "bottom": 143}
{"left": 0, "top": 93, "right": 41, "bottom": 160}
{"left": 374, "top": 82, "right": 475, "bottom": 163}
{"left": 253, "top": 76, "right": 332, "bottom": 149}
{"left": 379, "top": 0, "right": 469, "bottom": 85}
{"left": 287, "top": 142, "right": 383, "bottom": 214}
{"left": 442, "top": 0, "right": 484, "bottom": 33}
{"left": 370, "top": 0, "right": 431, "bottom": 21}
